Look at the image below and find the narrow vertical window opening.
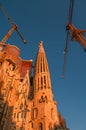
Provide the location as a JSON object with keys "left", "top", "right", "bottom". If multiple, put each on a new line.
{"left": 39, "top": 123, "right": 43, "bottom": 130}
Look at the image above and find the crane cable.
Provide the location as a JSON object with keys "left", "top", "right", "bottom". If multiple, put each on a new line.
{"left": 0, "top": 3, "right": 13, "bottom": 25}
{"left": 62, "top": 0, "right": 74, "bottom": 78}
{"left": 69, "top": 0, "right": 74, "bottom": 23}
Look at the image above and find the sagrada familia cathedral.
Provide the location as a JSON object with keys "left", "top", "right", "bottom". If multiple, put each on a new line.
{"left": 0, "top": 41, "right": 69, "bottom": 130}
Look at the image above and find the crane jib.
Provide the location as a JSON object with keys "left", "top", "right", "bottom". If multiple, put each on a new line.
{"left": 0, "top": 3, "right": 27, "bottom": 44}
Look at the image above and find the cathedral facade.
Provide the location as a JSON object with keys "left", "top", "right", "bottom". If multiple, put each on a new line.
{"left": 0, "top": 41, "right": 69, "bottom": 130}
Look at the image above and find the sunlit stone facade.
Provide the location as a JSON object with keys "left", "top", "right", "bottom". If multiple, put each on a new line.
{"left": 0, "top": 42, "right": 69, "bottom": 130}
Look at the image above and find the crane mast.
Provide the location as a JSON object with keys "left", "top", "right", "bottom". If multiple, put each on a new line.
{"left": 62, "top": 0, "right": 86, "bottom": 77}
{"left": 0, "top": 3, "right": 27, "bottom": 44}
{"left": 1, "top": 24, "right": 17, "bottom": 43}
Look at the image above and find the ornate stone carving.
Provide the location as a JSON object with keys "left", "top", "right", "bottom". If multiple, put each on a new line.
{"left": 39, "top": 95, "right": 48, "bottom": 103}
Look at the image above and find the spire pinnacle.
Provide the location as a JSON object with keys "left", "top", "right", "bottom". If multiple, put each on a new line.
{"left": 39, "top": 41, "right": 43, "bottom": 47}
{"left": 38, "top": 41, "right": 44, "bottom": 53}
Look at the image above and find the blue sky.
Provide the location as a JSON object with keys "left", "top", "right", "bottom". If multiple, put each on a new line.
{"left": 0, "top": 0, "right": 86, "bottom": 130}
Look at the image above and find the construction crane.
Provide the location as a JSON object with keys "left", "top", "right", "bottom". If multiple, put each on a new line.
{"left": 0, "top": 3, "right": 27, "bottom": 44}
{"left": 62, "top": 0, "right": 86, "bottom": 78}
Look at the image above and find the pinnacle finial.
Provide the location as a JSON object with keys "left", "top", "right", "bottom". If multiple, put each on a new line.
{"left": 39, "top": 41, "right": 43, "bottom": 48}
{"left": 38, "top": 41, "right": 44, "bottom": 53}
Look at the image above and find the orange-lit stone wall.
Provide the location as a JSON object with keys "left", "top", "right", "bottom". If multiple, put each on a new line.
{"left": 0, "top": 42, "right": 69, "bottom": 130}
{"left": 0, "top": 43, "right": 32, "bottom": 130}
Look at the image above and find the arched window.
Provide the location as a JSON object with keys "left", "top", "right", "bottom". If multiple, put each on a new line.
{"left": 41, "top": 77, "right": 43, "bottom": 89}
{"left": 14, "top": 113, "right": 16, "bottom": 118}
{"left": 49, "top": 124, "right": 52, "bottom": 130}
{"left": 31, "top": 108, "right": 38, "bottom": 119}
{"left": 51, "top": 108, "right": 53, "bottom": 118}
{"left": 38, "top": 78, "right": 39, "bottom": 90}
{"left": 44, "top": 76, "right": 46, "bottom": 83}
{"left": 39, "top": 123, "right": 43, "bottom": 130}
{"left": 34, "top": 108, "right": 38, "bottom": 119}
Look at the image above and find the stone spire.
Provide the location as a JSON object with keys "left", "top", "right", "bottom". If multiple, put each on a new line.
{"left": 31, "top": 41, "right": 66, "bottom": 130}
{"left": 34, "top": 41, "right": 52, "bottom": 94}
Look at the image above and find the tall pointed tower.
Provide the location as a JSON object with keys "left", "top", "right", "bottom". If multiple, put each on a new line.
{"left": 32, "top": 41, "right": 67, "bottom": 130}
